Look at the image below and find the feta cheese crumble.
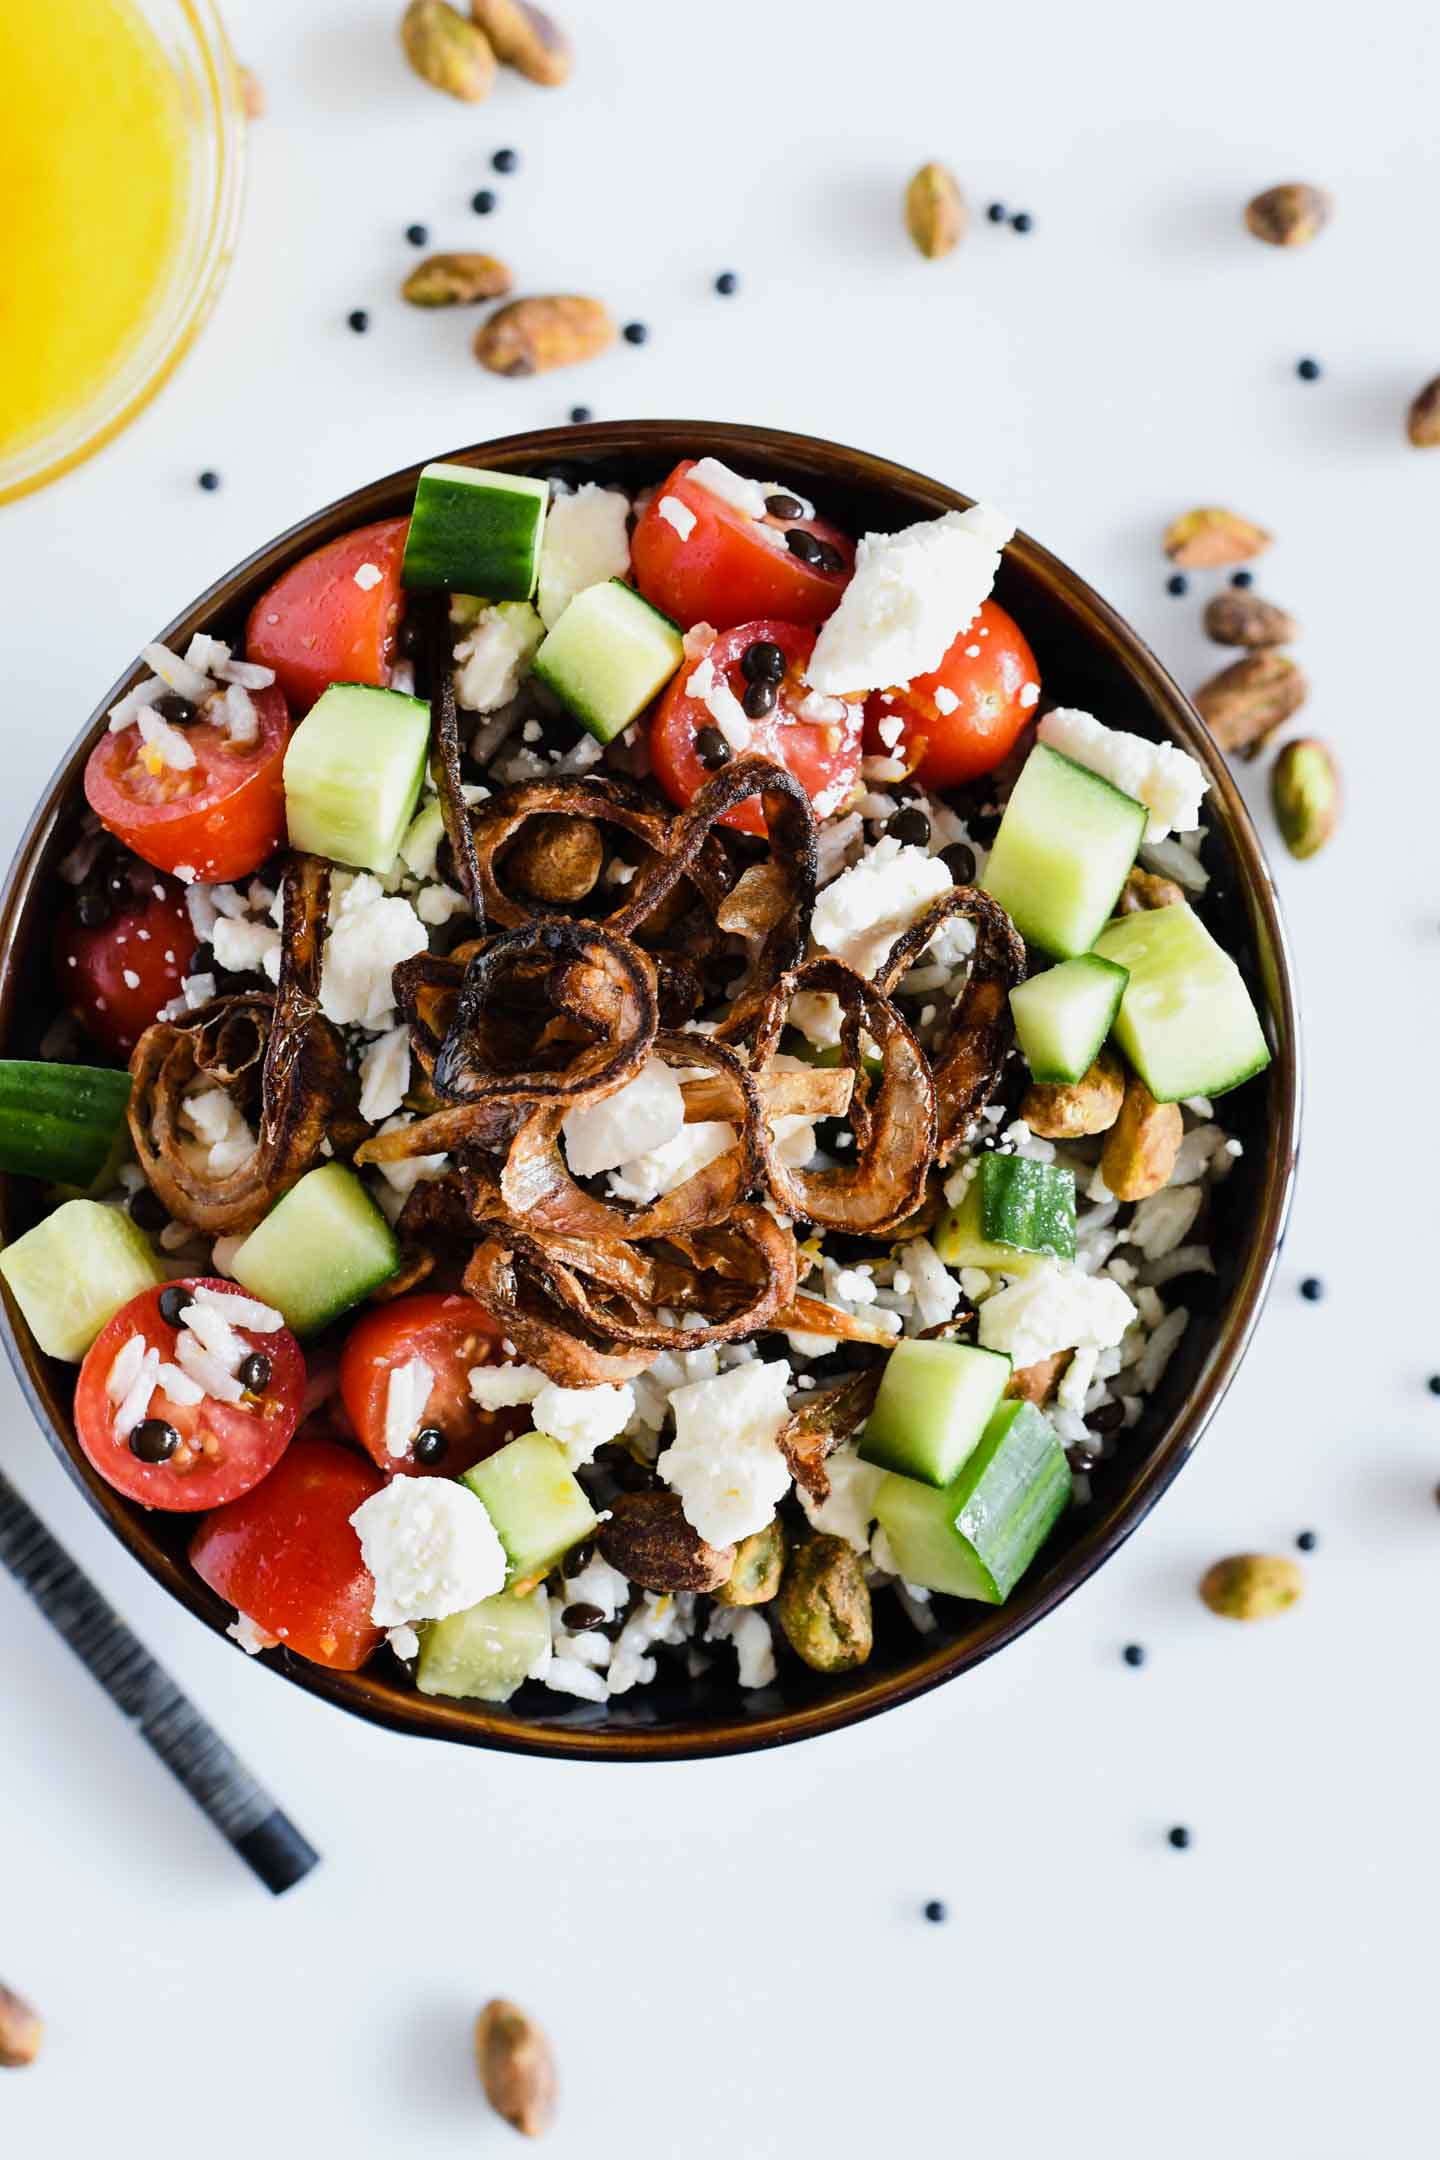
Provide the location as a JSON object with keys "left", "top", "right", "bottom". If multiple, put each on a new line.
{"left": 383, "top": 1356, "right": 434, "bottom": 1459}
{"left": 806, "top": 504, "right": 1014, "bottom": 694}
{"left": 531, "top": 1380, "right": 634, "bottom": 1468}
{"left": 1037, "top": 707, "right": 1207, "bottom": 843}
{"left": 561, "top": 1057, "right": 685, "bottom": 1177}
{"left": 349, "top": 1479, "right": 507, "bottom": 1627}
{"left": 685, "top": 456, "right": 771, "bottom": 520}
{"left": 657, "top": 1359, "right": 793, "bottom": 1545}
{"left": 319, "top": 876, "right": 427, "bottom": 1030}
{"left": 977, "top": 1258, "right": 1137, "bottom": 1368}
{"left": 469, "top": 1362, "right": 546, "bottom": 1411}
{"left": 358, "top": 1025, "right": 411, "bottom": 1124}
{"left": 810, "top": 835, "right": 951, "bottom": 979}
{"left": 452, "top": 602, "right": 545, "bottom": 713}
{"left": 657, "top": 494, "right": 697, "bottom": 540}
{"left": 536, "top": 484, "right": 631, "bottom": 627}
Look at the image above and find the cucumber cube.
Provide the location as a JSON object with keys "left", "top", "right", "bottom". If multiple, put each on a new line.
{"left": 283, "top": 682, "right": 430, "bottom": 874}
{"left": 974, "top": 1154, "right": 1076, "bottom": 1259}
{"left": 416, "top": 1585, "right": 551, "bottom": 1703}
{"left": 462, "top": 1431, "right": 598, "bottom": 1587}
{"left": 1010, "top": 954, "right": 1130, "bottom": 1085}
{"left": 933, "top": 1178, "right": 1051, "bottom": 1277}
{"left": 873, "top": 1400, "right": 1070, "bottom": 1603}
{"left": 859, "top": 1338, "right": 1011, "bottom": 1489}
{"left": 982, "top": 745, "right": 1148, "bottom": 957}
{"left": 0, "top": 1199, "right": 164, "bottom": 1361}
{"left": 1093, "top": 901, "right": 1271, "bottom": 1102}
{"left": 532, "top": 579, "right": 684, "bottom": 744}
{"left": 228, "top": 1164, "right": 399, "bottom": 1336}
{"left": 402, "top": 463, "right": 549, "bottom": 602}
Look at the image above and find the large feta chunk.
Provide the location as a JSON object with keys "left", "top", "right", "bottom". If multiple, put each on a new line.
{"left": 1037, "top": 707, "right": 1207, "bottom": 843}
{"left": 531, "top": 1379, "right": 634, "bottom": 1468}
{"left": 319, "top": 875, "right": 427, "bottom": 1030}
{"left": 453, "top": 601, "right": 545, "bottom": 713}
{"left": 561, "top": 1057, "right": 685, "bottom": 1177}
{"left": 658, "top": 1359, "right": 793, "bottom": 1545}
{"left": 810, "top": 835, "right": 950, "bottom": 979}
{"left": 210, "top": 916, "right": 281, "bottom": 980}
{"left": 806, "top": 504, "right": 1014, "bottom": 694}
{"left": 349, "top": 1479, "right": 507, "bottom": 1627}
{"left": 977, "top": 1258, "right": 1137, "bottom": 1369}
{"left": 536, "top": 484, "right": 631, "bottom": 628}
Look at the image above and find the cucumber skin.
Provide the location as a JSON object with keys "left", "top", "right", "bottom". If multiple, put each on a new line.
{"left": 0, "top": 1062, "right": 132, "bottom": 1188}
{"left": 0, "top": 1198, "right": 164, "bottom": 1362}
{"left": 402, "top": 466, "right": 547, "bottom": 601}
{"left": 933, "top": 1180, "right": 1051, "bottom": 1277}
{"left": 874, "top": 1400, "right": 1070, "bottom": 1604}
{"left": 978, "top": 1155, "right": 1076, "bottom": 1260}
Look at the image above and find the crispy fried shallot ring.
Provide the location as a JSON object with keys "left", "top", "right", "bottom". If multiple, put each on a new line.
{"left": 430, "top": 597, "right": 486, "bottom": 923}
{"left": 127, "top": 854, "right": 362, "bottom": 1234}
{"left": 463, "top": 1239, "right": 657, "bottom": 1386}
{"left": 745, "top": 958, "right": 936, "bottom": 1236}
{"left": 875, "top": 886, "right": 1025, "bottom": 1162}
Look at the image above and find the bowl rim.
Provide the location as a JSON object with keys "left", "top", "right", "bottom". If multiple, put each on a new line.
{"left": 0, "top": 419, "right": 1302, "bottom": 1761}
{"left": 0, "top": 0, "right": 247, "bottom": 508}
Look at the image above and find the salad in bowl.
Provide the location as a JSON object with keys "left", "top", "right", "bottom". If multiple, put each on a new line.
{"left": 0, "top": 427, "right": 1289, "bottom": 1751}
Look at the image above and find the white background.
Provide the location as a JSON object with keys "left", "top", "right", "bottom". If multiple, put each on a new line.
{"left": 2, "top": 3, "right": 1437, "bottom": 2154}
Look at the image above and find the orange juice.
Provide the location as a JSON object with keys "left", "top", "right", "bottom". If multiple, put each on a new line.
{"left": 0, "top": 0, "right": 191, "bottom": 459}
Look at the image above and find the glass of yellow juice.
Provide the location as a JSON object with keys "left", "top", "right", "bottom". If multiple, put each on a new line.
{"left": 0, "top": 0, "right": 246, "bottom": 505}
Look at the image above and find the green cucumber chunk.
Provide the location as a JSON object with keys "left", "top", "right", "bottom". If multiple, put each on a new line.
{"left": 933, "top": 1177, "right": 1050, "bottom": 1277}
{"left": 982, "top": 745, "right": 1148, "bottom": 957}
{"left": 975, "top": 1153, "right": 1075, "bottom": 1259}
{"left": 0, "top": 1062, "right": 132, "bottom": 1189}
{"left": 227, "top": 1164, "right": 399, "bottom": 1336}
{"left": 283, "top": 682, "right": 430, "bottom": 874}
{"left": 462, "top": 1431, "right": 598, "bottom": 1586}
{"left": 0, "top": 1199, "right": 163, "bottom": 1361}
{"left": 1011, "top": 955, "right": 1129, "bottom": 1085}
{"left": 859, "top": 1337, "right": 1011, "bottom": 1489}
{"left": 874, "top": 1399, "right": 1070, "bottom": 1603}
{"left": 399, "top": 797, "right": 445, "bottom": 881}
{"left": 531, "top": 578, "right": 684, "bottom": 744}
{"left": 416, "top": 1585, "right": 550, "bottom": 1703}
{"left": 401, "top": 463, "right": 548, "bottom": 602}
{"left": 1093, "top": 901, "right": 1271, "bottom": 1101}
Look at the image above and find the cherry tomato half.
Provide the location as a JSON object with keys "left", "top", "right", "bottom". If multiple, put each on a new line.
{"left": 84, "top": 683, "right": 291, "bottom": 887}
{"left": 189, "top": 1431, "right": 383, "bottom": 1670}
{"left": 864, "top": 600, "right": 1041, "bottom": 790}
{"left": 649, "top": 619, "right": 864, "bottom": 837}
{"left": 631, "top": 461, "right": 853, "bottom": 631}
{"left": 339, "top": 1292, "right": 515, "bottom": 1480}
{"left": 245, "top": 518, "right": 409, "bottom": 715}
{"left": 75, "top": 1278, "right": 305, "bottom": 1512}
{"left": 55, "top": 880, "right": 196, "bottom": 1057}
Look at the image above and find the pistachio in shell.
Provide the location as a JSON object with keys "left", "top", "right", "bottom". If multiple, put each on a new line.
{"left": 597, "top": 1491, "right": 735, "bottom": 1594}
{"left": 714, "top": 1519, "right": 786, "bottom": 1607}
{"left": 402, "top": 252, "right": 513, "bottom": 309}
{"left": 1163, "top": 507, "right": 1271, "bottom": 570}
{"left": 472, "top": 0, "right": 572, "bottom": 85}
{"left": 905, "top": 161, "right": 965, "bottom": 260}
{"left": 1406, "top": 376, "right": 1440, "bottom": 448}
{"left": 776, "top": 1534, "right": 873, "bottom": 1673}
{"left": 1244, "top": 183, "right": 1331, "bottom": 248}
{"left": 1199, "top": 1553, "right": 1305, "bottom": 1621}
{"left": 1192, "top": 650, "right": 1307, "bottom": 759}
{"left": 0, "top": 1983, "right": 43, "bottom": 2070}
{"left": 475, "top": 1999, "right": 556, "bottom": 2138}
{"left": 474, "top": 294, "right": 615, "bottom": 377}
{"left": 400, "top": 0, "right": 497, "bottom": 101}
{"left": 1271, "top": 738, "right": 1339, "bottom": 860}
{"left": 1202, "top": 591, "right": 1299, "bottom": 649}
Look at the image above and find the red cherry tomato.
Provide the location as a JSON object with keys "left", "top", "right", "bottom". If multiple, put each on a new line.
{"left": 339, "top": 1292, "right": 516, "bottom": 1480}
{"left": 863, "top": 600, "right": 1041, "bottom": 790}
{"left": 74, "top": 1279, "right": 306, "bottom": 1512}
{"left": 84, "top": 683, "right": 291, "bottom": 886}
{"left": 649, "top": 620, "right": 863, "bottom": 837}
{"left": 246, "top": 518, "right": 409, "bottom": 715}
{"left": 189, "top": 1431, "right": 383, "bottom": 1670}
{"left": 55, "top": 881, "right": 196, "bottom": 1056}
{"left": 631, "top": 461, "right": 853, "bottom": 631}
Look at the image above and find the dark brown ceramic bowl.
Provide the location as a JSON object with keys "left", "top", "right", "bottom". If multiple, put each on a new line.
{"left": 0, "top": 422, "right": 1300, "bottom": 1760}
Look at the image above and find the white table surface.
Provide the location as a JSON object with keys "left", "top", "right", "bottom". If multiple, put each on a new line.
{"left": 3, "top": 3, "right": 1435, "bottom": 2153}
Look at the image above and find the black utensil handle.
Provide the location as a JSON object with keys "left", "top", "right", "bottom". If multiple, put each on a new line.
{"left": 0, "top": 1467, "right": 318, "bottom": 1895}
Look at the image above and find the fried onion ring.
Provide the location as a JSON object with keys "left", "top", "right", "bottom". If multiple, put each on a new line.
{"left": 875, "top": 886, "right": 1025, "bottom": 1162}
{"left": 775, "top": 1370, "right": 882, "bottom": 1503}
